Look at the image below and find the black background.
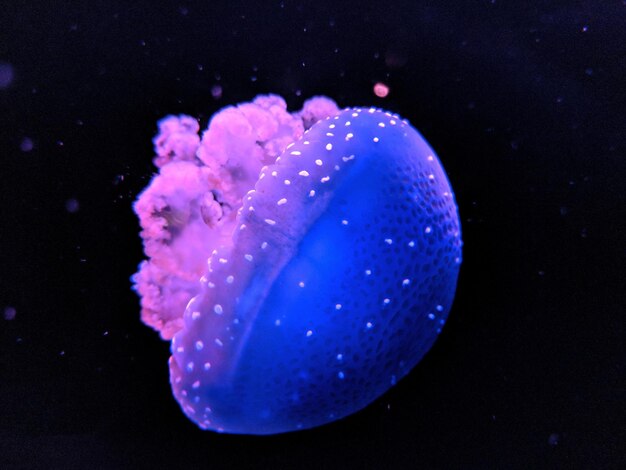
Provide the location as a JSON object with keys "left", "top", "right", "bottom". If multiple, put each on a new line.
{"left": 1, "top": 1, "right": 624, "bottom": 469}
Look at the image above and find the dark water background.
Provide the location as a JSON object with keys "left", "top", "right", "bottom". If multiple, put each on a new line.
{"left": 1, "top": 1, "right": 624, "bottom": 468}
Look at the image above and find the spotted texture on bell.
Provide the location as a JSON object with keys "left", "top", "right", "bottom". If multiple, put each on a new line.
{"left": 169, "top": 107, "right": 462, "bottom": 434}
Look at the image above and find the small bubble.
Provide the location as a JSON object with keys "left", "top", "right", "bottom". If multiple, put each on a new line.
{"left": 4, "top": 306, "right": 16, "bottom": 321}
{"left": 211, "top": 85, "right": 222, "bottom": 100}
{"left": 65, "top": 199, "right": 80, "bottom": 213}
{"left": 548, "top": 433, "right": 560, "bottom": 446}
{"left": 20, "top": 137, "right": 34, "bottom": 152}
{"left": 0, "top": 62, "right": 15, "bottom": 89}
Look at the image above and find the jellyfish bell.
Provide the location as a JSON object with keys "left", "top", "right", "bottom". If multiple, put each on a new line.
{"left": 133, "top": 95, "right": 462, "bottom": 434}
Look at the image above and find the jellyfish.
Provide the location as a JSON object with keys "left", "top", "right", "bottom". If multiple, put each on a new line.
{"left": 132, "top": 94, "right": 462, "bottom": 434}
